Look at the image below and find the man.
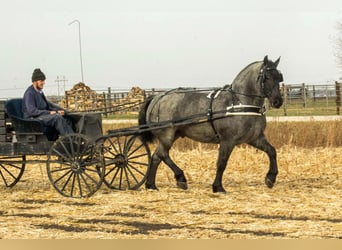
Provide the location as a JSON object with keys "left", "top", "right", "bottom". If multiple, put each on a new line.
{"left": 22, "top": 68, "right": 74, "bottom": 137}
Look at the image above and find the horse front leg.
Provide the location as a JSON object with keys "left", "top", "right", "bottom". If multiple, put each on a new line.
{"left": 248, "top": 133, "right": 278, "bottom": 188}
{"left": 212, "top": 142, "right": 235, "bottom": 193}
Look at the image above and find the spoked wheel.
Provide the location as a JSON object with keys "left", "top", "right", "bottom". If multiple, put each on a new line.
{"left": 0, "top": 155, "right": 26, "bottom": 187}
{"left": 47, "top": 133, "right": 104, "bottom": 198}
{"left": 101, "top": 134, "right": 151, "bottom": 190}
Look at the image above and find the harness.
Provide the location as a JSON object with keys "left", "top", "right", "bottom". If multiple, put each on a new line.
{"left": 206, "top": 88, "right": 265, "bottom": 139}
{"left": 149, "top": 63, "right": 282, "bottom": 140}
{"left": 205, "top": 64, "right": 277, "bottom": 139}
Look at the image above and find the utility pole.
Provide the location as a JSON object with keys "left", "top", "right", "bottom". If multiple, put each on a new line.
{"left": 55, "top": 76, "right": 68, "bottom": 98}
{"left": 69, "top": 19, "right": 84, "bottom": 83}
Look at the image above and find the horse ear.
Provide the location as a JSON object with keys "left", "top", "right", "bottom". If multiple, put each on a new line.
{"left": 263, "top": 55, "right": 268, "bottom": 65}
{"left": 274, "top": 56, "right": 281, "bottom": 67}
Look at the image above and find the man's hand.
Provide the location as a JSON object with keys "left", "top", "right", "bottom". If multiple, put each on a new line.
{"left": 50, "top": 110, "right": 65, "bottom": 115}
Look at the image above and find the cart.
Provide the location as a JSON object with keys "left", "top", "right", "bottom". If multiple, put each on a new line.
{"left": 0, "top": 98, "right": 151, "bottom": 198}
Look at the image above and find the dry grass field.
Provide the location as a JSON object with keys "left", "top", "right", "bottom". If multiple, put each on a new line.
{"left": 0, "top": 121, "right": 341, "bottom": 239}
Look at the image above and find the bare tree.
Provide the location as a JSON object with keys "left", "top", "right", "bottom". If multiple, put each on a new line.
{"left": 335, "top": 21, "right": 342, "bottom": 69}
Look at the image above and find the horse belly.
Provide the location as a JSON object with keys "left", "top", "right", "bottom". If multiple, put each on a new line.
{"left": 211, "top": 117, "right": 266, "bottom": 144}
{"left": 181, "top": 123, "right": 220, "bottom": 144}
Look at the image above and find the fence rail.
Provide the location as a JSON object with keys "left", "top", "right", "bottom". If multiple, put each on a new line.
{"left": 56, "top": 82, "right": 342, "bottom": 117}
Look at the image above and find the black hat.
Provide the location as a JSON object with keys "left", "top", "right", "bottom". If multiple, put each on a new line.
{"left": 31, "top": 68, "right": 46, "bottom": 82}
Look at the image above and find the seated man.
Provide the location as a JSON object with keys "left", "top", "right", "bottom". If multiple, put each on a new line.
{"left": 22, "top": 68, "right": 74, "bottom": 137}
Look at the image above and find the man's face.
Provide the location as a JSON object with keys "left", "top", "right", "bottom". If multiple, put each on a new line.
{"left": 34, "top": 80, "right": 45, "bottom": 90}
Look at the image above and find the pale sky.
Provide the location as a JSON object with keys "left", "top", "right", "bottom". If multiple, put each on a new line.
{"left": 1, "top": 0, "right": 342, "bottom": 97}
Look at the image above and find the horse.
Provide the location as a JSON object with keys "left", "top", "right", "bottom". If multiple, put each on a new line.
{"left": 138, "top": 56, "right": 284, "bottom": 193}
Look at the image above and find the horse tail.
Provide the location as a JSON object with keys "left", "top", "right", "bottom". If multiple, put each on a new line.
{"left": 138, "top": 95, "right": 155, "bottom": 143}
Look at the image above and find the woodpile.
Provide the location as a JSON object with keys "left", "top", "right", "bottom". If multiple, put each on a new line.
{"left": 59, "top": 82, "right": 104, "bottom": 112}
{"left": 112, "top": 86, "right": 145, "bottom": 113}
{"left": 59, "top": 83, "right": 145, "bottom": 114}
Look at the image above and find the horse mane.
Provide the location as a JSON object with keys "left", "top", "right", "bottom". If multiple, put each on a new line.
{"left": 233, "top": 61, "right": 262, "bottom": 83}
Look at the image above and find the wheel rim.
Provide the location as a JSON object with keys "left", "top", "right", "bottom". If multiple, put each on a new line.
{"left": 102, "top": 134, "right": 151, "bottom": 190}
{"left": 47, "top": 133, "right": 104, "bottom": 198}
{"left": 0, "top": 155, "right": 26, "bottom": 187}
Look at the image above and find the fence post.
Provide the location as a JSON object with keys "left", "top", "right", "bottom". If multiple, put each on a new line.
{"left": 336, "top": 81, "right": 341, "bottom": 115}
{"left": 302, "top": 83, "right": 307, "bottom": 108}
{"left": 107, "top": 87, "right": 113, "bottom": 115}
{"left": 65, "top": 91, "right": 69, "bottom": 109}
{"left": 103, "top": 92, "right": 108, "bottom": 117}
{"left": 282, "top": 83, "right": 287, "bottom": 116}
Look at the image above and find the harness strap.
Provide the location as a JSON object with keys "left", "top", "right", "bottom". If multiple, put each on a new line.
{"left": 226, "top": 104, "right": 265, "bottom": 115}
{"left": 207, "top": 90, "right": 220, "bottom": 139}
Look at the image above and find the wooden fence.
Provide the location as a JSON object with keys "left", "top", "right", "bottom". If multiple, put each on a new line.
{"left": 274, "top": 82, "right": 342, "bottom": 116}
{"left": 56, "top": 82, "right": 342, "bottom": 117}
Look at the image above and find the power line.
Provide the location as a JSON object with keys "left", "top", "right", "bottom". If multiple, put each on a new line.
{"left": 55, "top": 76, "right": 68, "bottom": 97}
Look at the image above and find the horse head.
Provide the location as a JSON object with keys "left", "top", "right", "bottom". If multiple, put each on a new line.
{"left": 259, "top": 56, "right": 284, "bottom": 108}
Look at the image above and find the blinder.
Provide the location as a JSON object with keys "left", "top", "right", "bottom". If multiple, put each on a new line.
{"left": 278, "top": 71, "right": 284, "bottom": 82}
{"left": 258, "top": 66, "right": 283, "bottom": 98}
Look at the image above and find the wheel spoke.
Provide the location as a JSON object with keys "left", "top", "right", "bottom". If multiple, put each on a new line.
{"left": 0, "top": 164, "right": 19, "bottom": 180}
{"left": 0, "top": 170, "right": 9, "bottom": 187}
{"left": 54, "top": 169, "right": 73, "bottom": 185}
{"left": 77, "top": 173, "right": 83, "bottom": 198}
{"left": 107, "top": 137, "right": 121, "bottom": 155}
{"left": 127, "top": 141, "right": 145, "bottom": 157}
{"left": 127, "top": 162, "right": 148, "bottom": 177}
{"left": 69, "top": 173, "right": 76, "bottom": 197}
{"left": 122, "top": 165, "right": 131, "bottom": 189}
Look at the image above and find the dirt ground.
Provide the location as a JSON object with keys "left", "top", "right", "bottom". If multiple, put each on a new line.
{"left": 0, "top": 146, "right": 341, "bottom": 239}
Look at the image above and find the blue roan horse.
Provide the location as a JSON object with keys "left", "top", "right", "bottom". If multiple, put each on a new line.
{"left": 138, "top": 56, "right": 283, "bottom": 193}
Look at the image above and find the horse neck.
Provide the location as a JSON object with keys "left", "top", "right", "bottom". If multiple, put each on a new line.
{"left": 231, "top": 62, "right": 264, "bottom": 107}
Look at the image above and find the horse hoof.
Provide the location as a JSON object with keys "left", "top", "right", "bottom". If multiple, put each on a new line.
{"left": 177, "top": 182, "right": 188, "bottom": 190}
{"left": 213, "top": 186, "right": 226, "bottom": 194}
{"left": 265, "top": 177, "right": 274, "bottom": 188}
{"left": 145, "top": 183, "right": 158, "bottom": 190}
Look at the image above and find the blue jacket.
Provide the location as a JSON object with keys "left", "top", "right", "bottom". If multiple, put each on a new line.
{"left": 22, "top": 85, "right": 59, "bottom": 118}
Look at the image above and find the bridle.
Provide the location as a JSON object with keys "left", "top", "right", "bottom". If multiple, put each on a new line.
{"left": 258, "top": 65, "right": 283, "bottom": 99}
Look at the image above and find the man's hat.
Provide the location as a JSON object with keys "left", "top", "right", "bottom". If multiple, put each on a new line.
{"left": 31, "top": 68, "right": 46, "bottom": 82}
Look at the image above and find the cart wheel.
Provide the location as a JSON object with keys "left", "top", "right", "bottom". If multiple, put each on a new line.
{"left": 0, "top": 155, "right": 26, "bottom": 187}
{"left": 101, "top": 134, "right": 151, "bottom": 190}
{"left": 47, "top": 133, "right": 104, "bottom": 198}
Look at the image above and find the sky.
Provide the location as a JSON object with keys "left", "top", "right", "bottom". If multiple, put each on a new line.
{"left": 1, "top": 0, "right": 342, "bottom": 98}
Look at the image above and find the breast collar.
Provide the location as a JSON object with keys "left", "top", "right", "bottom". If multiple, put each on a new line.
{"left": 207, "top": 88, "right": 265, "bottom": 117}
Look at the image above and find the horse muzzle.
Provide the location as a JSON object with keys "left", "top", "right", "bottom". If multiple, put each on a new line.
{"left": 271, "top": 97, "right": 283, "bottom": 108}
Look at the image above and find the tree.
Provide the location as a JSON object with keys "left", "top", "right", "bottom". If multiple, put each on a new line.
{"left": 335, "top": 21, "right": 342, "bottom": 70}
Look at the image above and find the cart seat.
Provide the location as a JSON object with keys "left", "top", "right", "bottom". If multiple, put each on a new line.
{"left": 5, "top": 98, "right": 58, "bottom": 141}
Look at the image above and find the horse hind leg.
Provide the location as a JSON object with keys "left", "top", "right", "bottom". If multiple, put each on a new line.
{"left": 145, "top": 151, "right": 162, "bottom": 190}
{"left": 145, "top": 143, "right": 188, "bottom": 190}
{"left": 163, "top": 156, "right": 188, "bottom": 190}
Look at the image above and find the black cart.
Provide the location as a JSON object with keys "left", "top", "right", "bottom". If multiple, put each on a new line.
{"left": 0, "top": 98, "right": 151, "bottom": 198}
